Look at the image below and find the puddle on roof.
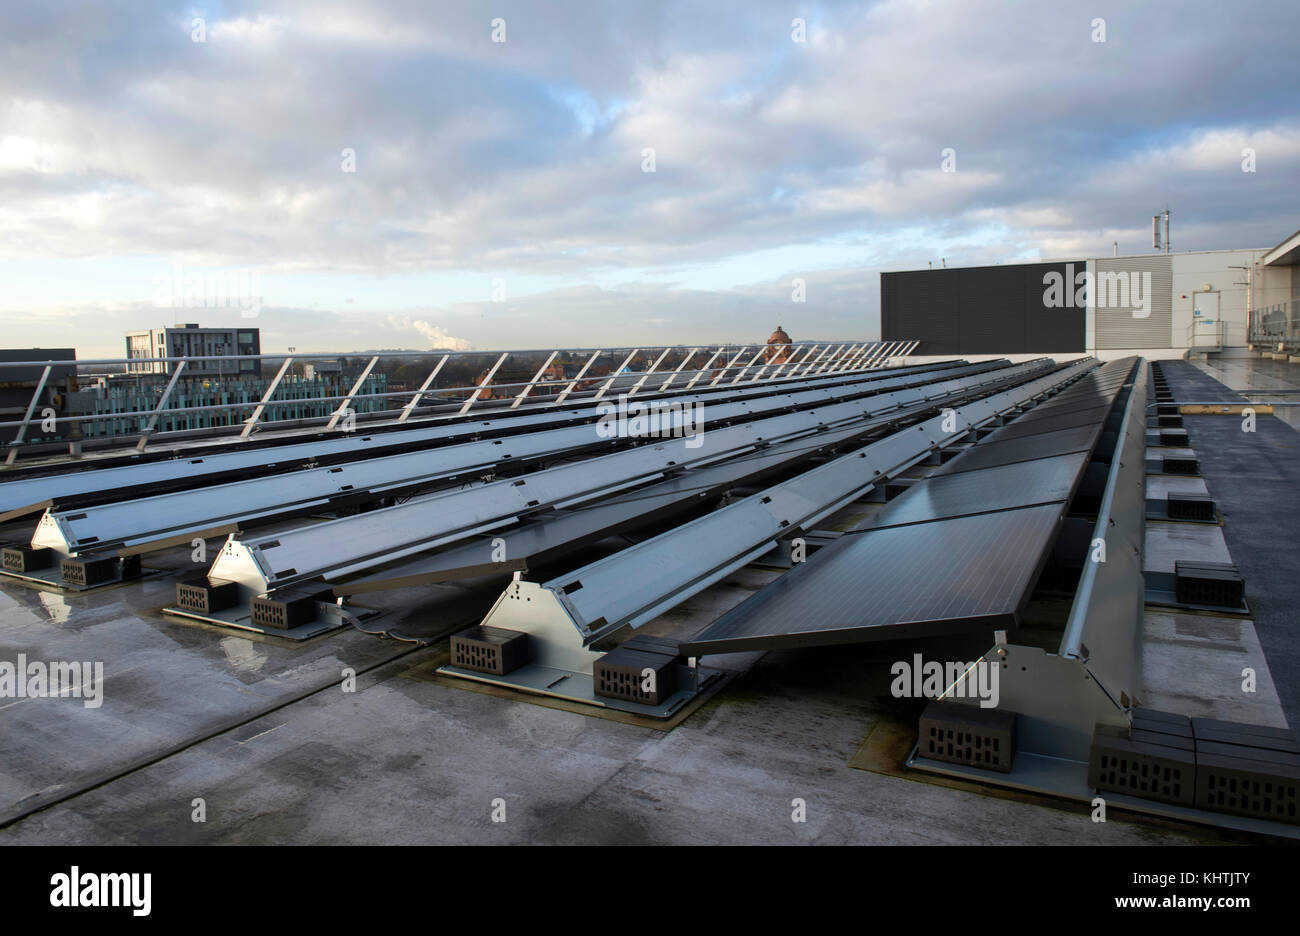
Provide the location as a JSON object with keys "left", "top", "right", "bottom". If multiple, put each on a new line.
{"left": 220, "top": 635, "right": 269, "bottom": 674}
{"left": 0, "top": 584, "right": 71, "bottom": 628}
{"left": 37, "top": 591, "right": 71, "bottom": 624}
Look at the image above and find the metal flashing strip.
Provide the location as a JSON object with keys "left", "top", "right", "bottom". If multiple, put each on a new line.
{"left": 208, "top": 359, "right": 1065, "bottom": 594}
{"left": 437, "top": 661, "right": 724, "bottom": 718}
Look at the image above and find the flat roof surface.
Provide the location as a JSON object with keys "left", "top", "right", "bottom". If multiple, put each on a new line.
{"left": 1, "top": 358, "right": 1296, "bottom": 844}
{"left": 0, "top": 560, "right": 1227, "bottom": 845}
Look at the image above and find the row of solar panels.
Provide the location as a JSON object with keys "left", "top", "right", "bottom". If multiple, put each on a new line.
{"left": 345, "top": 359, "right": 1089, "bottom": 599}
{"left": 4, "top": 354, "right": 1118, "bottom": 673}
{"left": 19, "top": 360, "right": 1028, "bottom": 565}
{"left": 206, "top": 359, "right": 1065, "bottom": 596}
{"left": 0, "top": 358, "right": 972, "bottom": 522}
{"left": 682, "top": 357, "right": 1138, "bottom": 654}
{"left": 459, "top": 358, "right": 1100, "bottom": 654}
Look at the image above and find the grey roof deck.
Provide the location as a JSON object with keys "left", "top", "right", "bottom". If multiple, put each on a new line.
{"left": 0, "top": 356, "right": 1296, "bottom": 844}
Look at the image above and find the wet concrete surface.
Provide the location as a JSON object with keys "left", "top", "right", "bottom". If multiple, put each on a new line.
{"left": 1164, "top": 358, "right": 1300, "bottom": 731}
{"left": 0, "top": 613, "right": 1205, "bottom": 845}
{"left": 1190, "top": 355, "right": 1300, "bottom": 431}
{"left": 0, "top": 529, "right": 1213, "bottom": 845}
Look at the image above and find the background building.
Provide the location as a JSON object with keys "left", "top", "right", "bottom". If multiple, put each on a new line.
{"left": 1253, "top": 230, "right": 1300, "bottom": 352}
{"left": 765, "top": 325, "right": 793, "bottom": 363}
{"left": 882, "top": 231, "right": 1298, "bottom": 358}
{"left": 125, "top": 324, "right": 261, "bottom": 376}
{"left": 64, "top": 367, "right": 390, "bottom": 439}
{"left": 0, "top": 348, "right": 76, "bottom": 444}
{"left": 303, "top": 360, "right": 343, "bottom": 380}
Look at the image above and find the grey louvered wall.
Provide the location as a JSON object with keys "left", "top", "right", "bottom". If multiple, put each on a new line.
{"left": 1093, "top": 257, "right": 1172, "bottom": 349}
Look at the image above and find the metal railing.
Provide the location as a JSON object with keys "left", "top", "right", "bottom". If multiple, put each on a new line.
{"left": 1248, "top": 299, "right": 1300, "bottom": 348}
{"left": 1186, "top": 318, "right": 1224, "bottom": 353}
{"left": 0, "top": 339, "right": 918, "bottom": 463}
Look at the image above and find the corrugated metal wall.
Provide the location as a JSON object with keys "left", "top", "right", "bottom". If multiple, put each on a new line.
{"left": 1093, "top": 256, "right": 1172, "bottom": 349}
{"left": 881, "top": 262, "right": 1085, "bottom": 354}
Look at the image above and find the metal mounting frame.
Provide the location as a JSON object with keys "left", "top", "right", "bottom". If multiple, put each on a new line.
{"left": 436, "top": 359, "right": 1094, "bottom": 714}
{"left": 0, "top": 339, "right": 911, "bottom": 462}
{"left": 437, "top": 576, "right": 723, "bottom": 718}
{"left": 530, "top": 359, "right": 1092, "bottom": 647}
{"left": 907, "top": 360, "right": 1148, "bottom": 768}
{"left": 207, "top": 360, "right": 1057, "bottom": 597}
{"left": 32, "top": 361, "right": 1013, "bottom": 560}
{"left": 0, "top": 358, "right": 965, "bottom": 522}
{"left": 335, "top": 389, "right": 989, "bottom": 595}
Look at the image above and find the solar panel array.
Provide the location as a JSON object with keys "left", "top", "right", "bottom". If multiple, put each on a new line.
{"left": 682, "top": 358, "right": 1139, "bottom": 655}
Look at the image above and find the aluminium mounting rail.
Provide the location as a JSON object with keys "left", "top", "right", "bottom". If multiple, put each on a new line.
{"left": 963, "top": 356, "right": 1148, "bottom": 762}
{"left": 335, "top": 373, "right": 1028, "bottom": 595}
{"left": 0, "top": 358, "right": 968, "bottom": 523}
{"left": 26, "top": 360, "right": 1011, "bottom": 558}
{"left": 331, "top": 427, "right": 885, "bottom": 595}
{"left": 208, "top": 359, "right": 1058, "bottom": 595}
{"left": 468, "top": 357, "right": 1098, "bottom": 660}
{"left": 679, "top": 357, "right": 1139, "bottom": 656}
{"left": 13, "top": 353, "right": 948, "bottom": 480}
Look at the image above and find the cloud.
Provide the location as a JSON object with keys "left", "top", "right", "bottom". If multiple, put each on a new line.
{"left": 0, "top": 0, "right": 1297, "bottom": 353}
{"left": 410, "top": 320, "right": 472, "bottom": 350}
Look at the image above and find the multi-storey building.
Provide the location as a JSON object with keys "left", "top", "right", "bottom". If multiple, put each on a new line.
{"left": 125, "top": 324, "right": 261, "bottom": 377}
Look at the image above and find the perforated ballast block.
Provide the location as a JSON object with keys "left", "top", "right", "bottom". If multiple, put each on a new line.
{"left": 250, "top": 585, "right": 331, "bottom": 630}
{"left": 918, "top": 700, "right": 1016, "bottom": 774}
{"left": 594, "top": 646, "right": 678, "bottom": 706}
{"left": 176, "top": 576, "right": 240, "bottom": 615}
{"left": 450, "top": 625, "right": 529, "bottom": 676}
{"left": 1, "top": 545, "right": 53, "bottom": 574}
{"left": 1088, "top": 723, "right": 1194, "bottom": 806}
{"left": 1174, "top": 560, "right": 1244, "bottom": 608}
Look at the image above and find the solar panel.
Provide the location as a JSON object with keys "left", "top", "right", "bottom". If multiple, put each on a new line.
{"left": 989, "top": 405, "right": 1114, "bottom": 439}
{"left": 850, "top": 451, "right": 1089, "bottom": 529}
{"left": 928, "top": 424, "right": 1100, "bottom": 476}
{"left": 1002, "top": 400, "right": 1114, "bottom": 426}
{"left": 984, "top": 411, "right": 1108, "bottom": 442}
{"left": 680, "top": 360, "right": 1139, "bottom": 656}
{"left": 681, "top": 504, "right": 1064, "bottom": 654}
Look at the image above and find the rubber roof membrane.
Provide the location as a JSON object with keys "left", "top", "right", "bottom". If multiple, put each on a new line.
{"left": 681, "top": 357, "right": 1138, "bottom": 655}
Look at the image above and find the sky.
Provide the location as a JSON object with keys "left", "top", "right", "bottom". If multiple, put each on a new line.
{"left": 2, "top": 0, "right": 1298, "bottom": 358}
